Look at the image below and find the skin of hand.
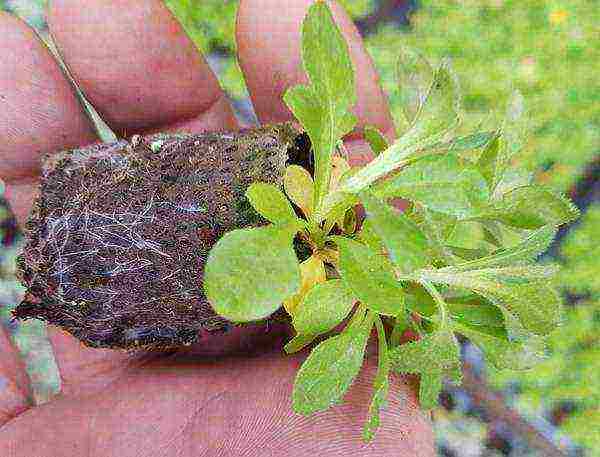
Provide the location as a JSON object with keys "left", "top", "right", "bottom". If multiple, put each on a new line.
{"left": 0, "top": 1, "right": 435, "bottom": 455}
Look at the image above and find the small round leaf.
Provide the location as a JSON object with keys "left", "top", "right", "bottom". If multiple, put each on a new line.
{"left": 204, "top": 224, "right": 301, "bottom": 322}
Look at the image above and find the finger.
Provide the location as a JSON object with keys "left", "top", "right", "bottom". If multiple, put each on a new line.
{"left": 237, "top": 0, "right": 395, "bottom": 166}
{"left": 0, "top": 12, "right": 96, "bottom": 224}
{"left": 0, "top": 325, "right": 32, "bottom": 426}
{"left": 48, "top": 0, "right": 238, "bottom": 136}
{"left": 0, "top": 12, "right": 150, "bottom": 396}
{"left": 3, "top": 182, "right": 39, "bottom": 226}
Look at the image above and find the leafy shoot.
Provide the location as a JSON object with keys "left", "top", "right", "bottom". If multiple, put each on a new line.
{"left": 203, "top": 1, "right": 577, "bottom": 442}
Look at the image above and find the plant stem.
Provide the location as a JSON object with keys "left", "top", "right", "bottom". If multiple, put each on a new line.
{"left": 306, "top": 222, "right": 326, "bottom": 249}
{"left": 389, "top": 314, "right": 409, "bottom": 347}
{"left": 420, "top": 280, "right": 449, "bottom": 328}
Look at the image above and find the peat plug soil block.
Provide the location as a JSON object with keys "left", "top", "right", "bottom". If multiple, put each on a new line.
{"left": 14, "top": 124, "right": 305, "bottom": 350}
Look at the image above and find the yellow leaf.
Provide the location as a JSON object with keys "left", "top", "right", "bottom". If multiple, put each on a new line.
{"left": 284, "top": 165, "right": 314, "bottom": 218}
{"left": 283, "top": 255, "right": 326, "bottom": 315}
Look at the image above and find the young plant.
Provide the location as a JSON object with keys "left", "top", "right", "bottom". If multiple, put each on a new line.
{"left": 203, "top": 1, "right": 579, "bottom": 442}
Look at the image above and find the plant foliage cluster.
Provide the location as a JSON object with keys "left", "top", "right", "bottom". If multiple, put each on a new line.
{"left": 365, "top": 0, "right": 598, "bottom": 193}
{"left": 202, "top": 2, "right": 579, "bottom": 441}
{"left": 490, "top": 206, "right": 599, "bottom": 452}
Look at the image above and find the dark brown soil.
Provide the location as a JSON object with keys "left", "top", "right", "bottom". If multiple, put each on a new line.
{"left": 14, "top": 124, "right": 307, "bottom": 350}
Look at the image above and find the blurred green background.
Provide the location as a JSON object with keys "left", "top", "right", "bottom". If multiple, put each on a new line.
{"left": 1, "top": 1, "right": 598, "bottom": 456}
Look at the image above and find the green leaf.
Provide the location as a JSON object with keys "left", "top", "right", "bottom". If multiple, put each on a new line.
{"left": 418, "top": 268, "right": 562, "bottom": 336}
{"left": 284, "top": 2, "right": 357, "bottom": 214}
{"left": 339, "top": 60, "right": 460, "bottom": 193}
{"left": 446, "top": 220, "right": 490, "bottom": 254}
{"left": 454, "top": 322, "right": 547, "bottom": 370}
{"left": 364, "top": 125, "right": 390, "bottom": 156}
{"left": 360, "top": 192, "right": 430, "bottom": 273}
{"left": 419, "top": 375, "right": 443, "bottom": 410}
{"left": 292, "top": 310, "right": 373, "bottom": 415}
{"left": 498, "top": 283, "right": 562, "bottom": 336}
{"left": 292, "top": 279, "right": 355, "bottom": 337}
{"left": 476, "top": 131, "right": 502, "bottom": 190}
{"left": 412, "top": 208, "right": 459, "bottom": 264}
{"left": 204, "top": 223, "right": 302, "bottom": 322}
{"left": 446, "top": 295, "right": 506, "bottom": 328}
{"left": 397, "top": 47, "right": 433, "bottom": 123}
{"left": 499, "top": 91, "right": 529, "bottom": 178}
{"left": 389, "top": 330, "right": 461, "bottom": 409}
{"left": 485, "top": 185, "right": 580, "bottom": 229}
{"left": 403, "top": 283, "right": 437, "bottom": 318}
{"left": 446, "top": 131, "right": 496, "bottom": 151}
{"left": 389, "top": 331, "right": 460, "bottom": 374}
{"left": 333, "top": 237, "right": 405, "bottom": 316}
{"left": 481, "top": 220, "right": 508, "bottom": 247}
{"left": 320, "top": 166, "right": 362, "bottom": 222}
{"left": 414, "top": 286, "right": 507, "bottom": 340}
{"left": 493, "top": 167, "right": 533, "bottom": 198}
{"left": 477, "top": 92, "right": 529, "bottom": 194}
{"left": 426, "top": 131, "right": 496, "bottom": 156}
{"left": 285, "top": 333, "right": 317, "bottom": 354}
{"left": 284, "top": 165, "right": 314, "bottom": 218}
{"left": 414, "top": 206, "right": 458, "bottom": 241}
{"left": 245, "top": 182, "right": 299, "bottom": 224}
{"left": 357, "top": 219, "right": 385, "bottom": 252}
{"left": 363, "top": 315, "right": 391, "bottom": 442}
{"left": 373, "top": 154, "right": 490, "bottom": 219}
{"left": 342, "top": 207, "right": 358, "bottom": 234}
{"left": 390, "top": 312, "right": 411, "bottom": 347}
{"left": 439, "top": 225, "right": 556, "bottom": 271}
{"left": 420, "top": 280, "right": 451, "bottom": 327}
{"left": 481, "top": 220, "right": 525, "bottom": 249}
{"left": 423, "top": 264, "right": 559, "bottom": 290}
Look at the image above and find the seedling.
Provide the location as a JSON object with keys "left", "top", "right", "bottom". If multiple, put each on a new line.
{"left": 13, "top": 1, "right": 579, "bottom": 443}
{"left": 203, "top": 2, "right": 578, "bottom": 441}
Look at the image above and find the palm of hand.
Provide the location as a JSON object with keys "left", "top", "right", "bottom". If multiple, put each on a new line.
{"left": 0, "top": 1, "right": 433, "bottom": 455}
{"left": 3, "top": 327, "right": 431, "bottom": 456}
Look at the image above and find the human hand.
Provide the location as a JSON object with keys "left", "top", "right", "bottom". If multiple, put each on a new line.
{"left": 0, "top": 1, "right": 434, "bottom": 455}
